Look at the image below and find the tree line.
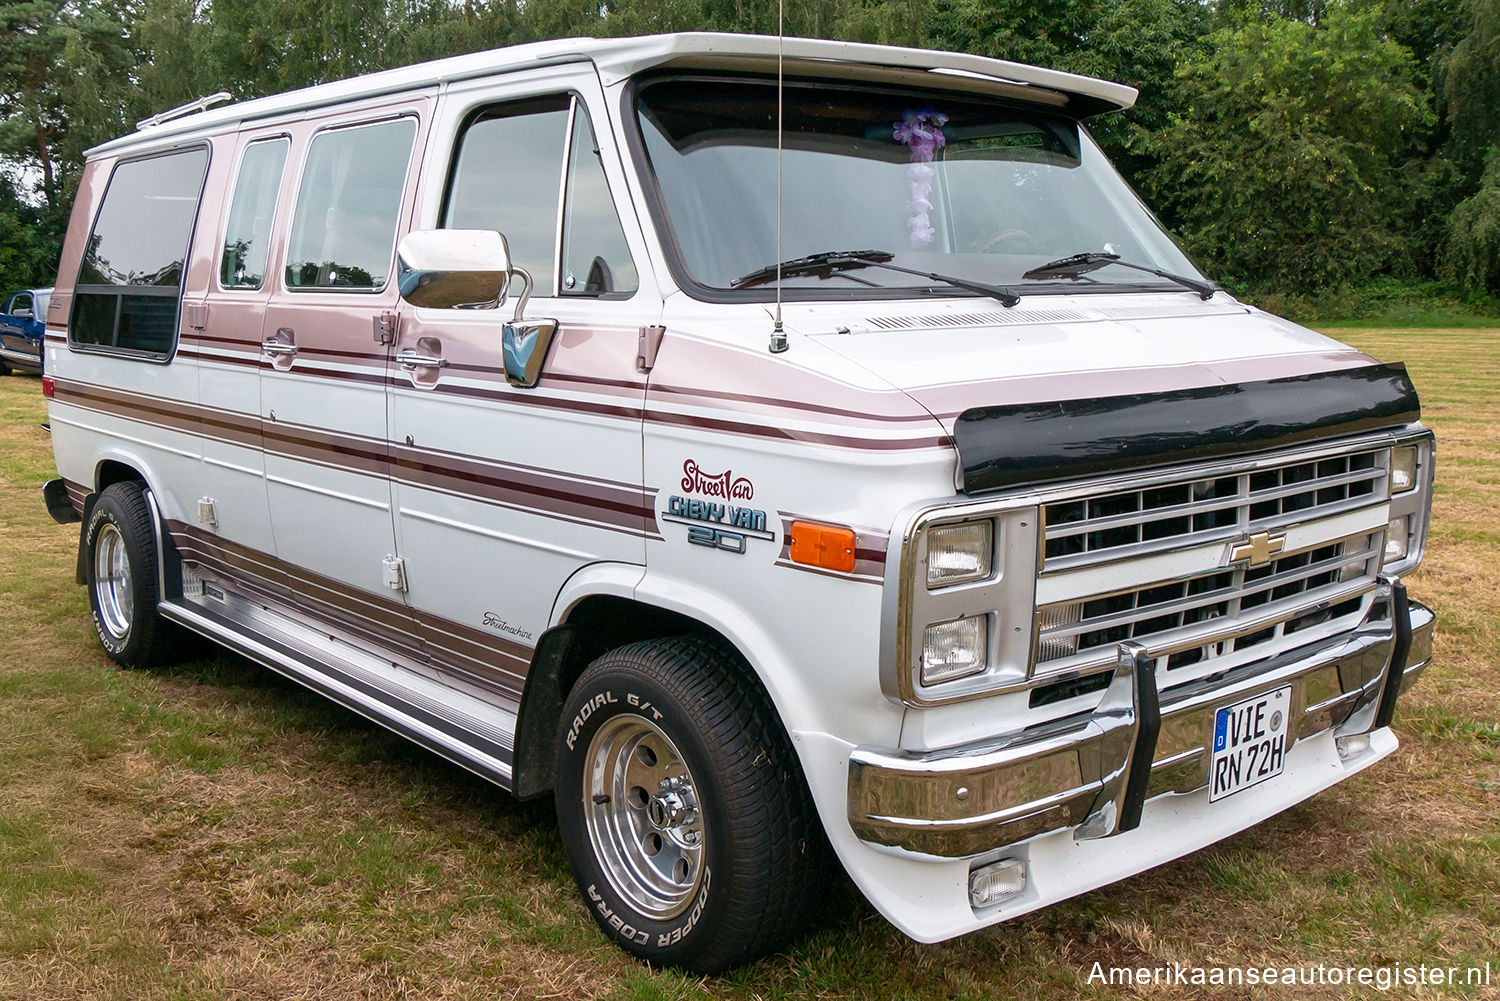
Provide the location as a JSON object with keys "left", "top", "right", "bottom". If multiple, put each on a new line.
{"left": 2, "top": 0, "right": 1498, "bottom": 303}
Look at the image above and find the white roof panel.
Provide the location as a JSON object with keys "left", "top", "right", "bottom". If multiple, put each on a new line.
{"left": 89, "top": 32, "right": 1137, "bottom": 157}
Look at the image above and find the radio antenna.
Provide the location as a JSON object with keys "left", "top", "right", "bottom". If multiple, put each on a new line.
{"left": 768, "top": 0, "right": 789, "bottom": 354}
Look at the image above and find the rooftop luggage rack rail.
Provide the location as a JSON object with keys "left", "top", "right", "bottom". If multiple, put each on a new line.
{"left": 136, "top": 92, "right": 233, "bottom": 131}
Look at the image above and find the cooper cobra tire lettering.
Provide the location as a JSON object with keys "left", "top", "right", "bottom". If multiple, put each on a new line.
{"left": 554, "top": 637, "right": 833, "bottom": 974}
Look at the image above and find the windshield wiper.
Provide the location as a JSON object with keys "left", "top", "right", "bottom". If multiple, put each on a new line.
{"left": 732, "top": 249, "right": 1021, "bottom": 307}
{"left": 1022, "top": 252, "right": 1216, "bottom": 300}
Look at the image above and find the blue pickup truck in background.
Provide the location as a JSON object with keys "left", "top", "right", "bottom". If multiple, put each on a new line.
{"left": 0, "top": 288, "right": 50, "bottom": 375}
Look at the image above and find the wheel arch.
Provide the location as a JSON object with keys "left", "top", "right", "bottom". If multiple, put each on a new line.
{"left": 76, "top": 454, "right": 179, "bottom": 599}
{"left": 512, "top": 571, "right": 823, "bottom": 802}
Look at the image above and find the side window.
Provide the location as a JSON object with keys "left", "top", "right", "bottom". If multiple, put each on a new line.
{"left": 71, "top": 146, "right": 210, "bottom": 358}
{"left": 10, "top": 293, "right": 32, "bottom": 315}
{"left": 285, "top": 118, "right": 416, "bottom": 290}
{"left": 561, "top": 110, "right": 638, "bottom": 295}
{"left": 443, "top": 96, "right": 571, "bottom": 294}
{"left": 221, "top": 138, "right": 290, "bottom": 289}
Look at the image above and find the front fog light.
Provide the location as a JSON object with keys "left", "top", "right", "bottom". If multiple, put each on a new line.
{"left": 969, "top": 858, "right": 1027, "bottom": 907}
{"left": 1384, "top": 517, "right": 1408, "bottom": 563}
{"left": 1389, "top": 446, "right": 1418, "bottom": 493}
{"left": 926, "top": 522, "right": 993, "bottom": 589}
{"left": 922, "top": 615, "right": 988, "bottom": 685}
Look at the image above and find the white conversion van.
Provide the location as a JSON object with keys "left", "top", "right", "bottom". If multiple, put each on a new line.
{"left": 41, "top": 33, "right": 1436, "bottom": 972}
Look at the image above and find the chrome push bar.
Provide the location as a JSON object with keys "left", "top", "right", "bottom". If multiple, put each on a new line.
{"left": 848, "top": 577, "right": 1432, "bottom": 858}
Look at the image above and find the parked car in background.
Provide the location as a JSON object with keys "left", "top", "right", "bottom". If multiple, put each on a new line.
{"left": 0, "top": 287, "right": 51, "bottom": 374}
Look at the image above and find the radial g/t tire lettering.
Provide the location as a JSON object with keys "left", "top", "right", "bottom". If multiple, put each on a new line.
{"left": 554, "top": 636, "right": 832, "bottom": 973}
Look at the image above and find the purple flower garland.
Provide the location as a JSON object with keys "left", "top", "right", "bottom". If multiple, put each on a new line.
{"left": 893, "top": 109, "right": 948, "bottom": 248}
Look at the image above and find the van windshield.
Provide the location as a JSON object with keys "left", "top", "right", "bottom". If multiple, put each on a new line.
{"left": 633, "top": 77, "right": 1205, "bottom": 297}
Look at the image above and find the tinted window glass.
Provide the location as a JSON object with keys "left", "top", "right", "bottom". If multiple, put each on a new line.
{"left": 444, "top": 97, "right": 569, "bottom": 293}
{"left": 72, "top": 147, "right": 208, "bottom": 357}
{"left": 221, "top": 138, "right": 289, "bottom": 289}
{"left": 286, "top": 119, "right": 416, "bottom": 290}
{"left": 561, "top": 111, "right": 637, "bottom": 295}
{"left": 9, "top": 292, "right": 32, "bottom": 314}
{"left": 79, "top": 149, "right": 207, "bottom": 288}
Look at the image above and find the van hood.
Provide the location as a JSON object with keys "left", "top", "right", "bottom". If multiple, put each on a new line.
{"left": 789, "top": 293, "right": 1419, "bottom": 492}
{"left": 792, "top": 293, "right": 1378, "bottom": 428}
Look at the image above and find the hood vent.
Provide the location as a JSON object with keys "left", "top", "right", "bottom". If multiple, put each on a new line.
{"left": 862, "top": 299, "right": 1246, "bottom": 332}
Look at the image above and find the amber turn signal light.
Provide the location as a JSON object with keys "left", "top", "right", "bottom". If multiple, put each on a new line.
{"left": 789, "top": 521, "right": 857, "bottom": 573}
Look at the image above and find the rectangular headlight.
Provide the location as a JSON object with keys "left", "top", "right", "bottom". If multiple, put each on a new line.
{"left": 921, "top": 615, "right": 988, "bottom": 685}
{"left": 1390, "top": 446, "right": 1418, "bottom": 493}
{"left": 926, "top": 522, "right": 993, "bottom": 589}
{"left": 1384, "top": 516, "right": 1409, "bottom": 564}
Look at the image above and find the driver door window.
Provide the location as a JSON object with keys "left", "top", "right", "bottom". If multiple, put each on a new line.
{"left": 442, "top": 95, "right": 637, "bottom": 296}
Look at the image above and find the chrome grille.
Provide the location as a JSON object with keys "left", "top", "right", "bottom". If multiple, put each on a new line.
{"left": 1043, "top": 450, "right": 1386, "bottom": 570}
{"left": 1036, "top": 531, "right": 1382, "bottom": 677}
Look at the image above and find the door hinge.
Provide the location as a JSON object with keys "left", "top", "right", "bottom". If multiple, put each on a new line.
{"left": 374, "top": 311, "right": 399, "bottom": 345}
{"left": 197, "top": 497, "right": 217, "bottom": 528}
{"left": 637, "top": 324, "right": 666, "bottom": 372}
{"left": 382, "top": 555, "right": 407, "bottom": 592}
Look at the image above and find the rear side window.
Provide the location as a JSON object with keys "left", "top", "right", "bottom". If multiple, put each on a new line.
{"left": 71, "top": 146, "right": 209, "bottom": 358}
{"left": 221, "top": 138, "right": 290, "bottom": 289}
{"left": 285, "top": 118, "right": 416, "bottom": 290}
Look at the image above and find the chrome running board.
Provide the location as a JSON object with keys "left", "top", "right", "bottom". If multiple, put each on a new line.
{"left": 160, "top": 591, "right": 517, "bottom": 788}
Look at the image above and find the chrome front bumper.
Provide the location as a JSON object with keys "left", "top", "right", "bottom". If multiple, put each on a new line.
{"left": 848, "top": 581, "right": 1434, "bottom": 859}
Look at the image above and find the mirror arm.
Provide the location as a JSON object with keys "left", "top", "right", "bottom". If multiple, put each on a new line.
{"left": 508, "top": 265, "right": 534, "bottom": 322}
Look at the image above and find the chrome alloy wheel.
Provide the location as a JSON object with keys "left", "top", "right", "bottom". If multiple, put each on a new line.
{"left": 584, "top": 714, "right": 707, "bottom": 920}
{"left": 92, "top": 522, "right": 133, "bottom": 640}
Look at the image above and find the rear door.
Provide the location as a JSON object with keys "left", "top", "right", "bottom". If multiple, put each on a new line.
{"left": 386, "top": 75, "right": 659, "bottom": 711}
{"left": 259, "top": 100, "right": 431, "bottom": 661}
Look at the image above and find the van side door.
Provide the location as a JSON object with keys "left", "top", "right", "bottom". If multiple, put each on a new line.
{"left": 179, "top": 129, "right": 293, "bottom": 588}
{"left": 387, "top": 77, "right": 659, "bottom": 712}
{"left": 258, "top": 100, "right": 431, "bottom": 661}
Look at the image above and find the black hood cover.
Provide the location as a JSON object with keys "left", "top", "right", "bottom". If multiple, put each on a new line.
{"left": 954, "top": 362, "right": 1421, "bottom": 494}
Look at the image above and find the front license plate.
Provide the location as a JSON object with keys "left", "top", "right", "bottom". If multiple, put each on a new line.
{"left": 1209, "top": 685, "right": 1291, "bottom": 802}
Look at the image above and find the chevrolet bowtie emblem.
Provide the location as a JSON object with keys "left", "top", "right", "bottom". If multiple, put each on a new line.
{"left": 1227, "top": 530, "right": 1287, "bottom": 569}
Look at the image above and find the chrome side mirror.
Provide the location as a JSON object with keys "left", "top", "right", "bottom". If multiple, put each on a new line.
{"left": 11, "top": 307, "right": 32, "bottom": 320}
{"left": 396, "top": 229, "right": 511, "bottom": 309}
{"left": 395, "top": 228, "right": 558, "bottom": 389}
{"left": 500, "top": 265, "right": 558, "bottom": 388}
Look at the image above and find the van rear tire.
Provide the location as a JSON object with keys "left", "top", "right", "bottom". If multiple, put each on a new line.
{"left": 84, "top": 482, "right": 174, "bottom": 668}
{"left": 554, "top": 637, "right": 831, "bottom": 973}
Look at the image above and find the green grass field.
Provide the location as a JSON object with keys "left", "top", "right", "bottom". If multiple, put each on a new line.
{"left": 1, "top": 330, "right": 1496, "bottom": 1000}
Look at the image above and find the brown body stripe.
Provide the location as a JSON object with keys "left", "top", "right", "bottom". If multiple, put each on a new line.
{"left": 167, "top": 520, "right": 528, "bottom": 709}
{"left": 51, "top": 379, "right": 660, "bottom": 538}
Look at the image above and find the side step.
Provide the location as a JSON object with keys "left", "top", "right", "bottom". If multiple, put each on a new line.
{"left": 160, "top": 593, "right": 517, "bottom": 790}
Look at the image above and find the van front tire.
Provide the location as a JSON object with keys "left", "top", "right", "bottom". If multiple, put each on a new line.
{"left": 554, "top": 637, "right": 830, "bottom": 973}
{"left": 85, "top": 482, "right": 173, "bottom": 668}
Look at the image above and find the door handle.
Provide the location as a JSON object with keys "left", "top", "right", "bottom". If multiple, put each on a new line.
{"left": 262, "top": 328, "right": 297, "bottom": 357}
{"left": 396, "top": 349, "right": 447, "bottom": 369}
